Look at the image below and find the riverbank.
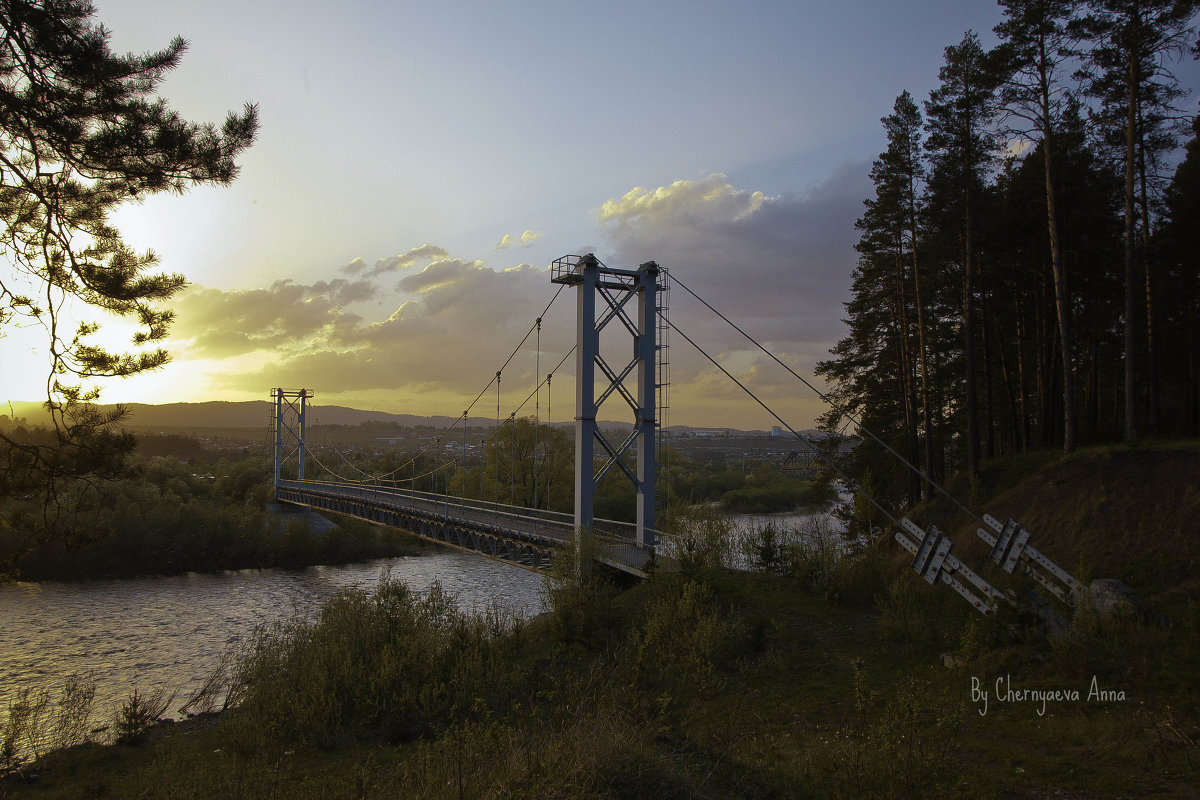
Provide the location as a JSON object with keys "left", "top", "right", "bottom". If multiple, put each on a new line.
{"left": 5, "top": 443, "right": 1199, "bottom": 797}
{"left": 0, "top": 451, "right": 438, "bottom": 583}
{"left": 5, "top": 507, "right": 429, "bottom": 583}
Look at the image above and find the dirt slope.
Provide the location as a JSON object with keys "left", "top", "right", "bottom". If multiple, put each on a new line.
{"left": 932, "top": 444, "right": 1200, "bottom": 604}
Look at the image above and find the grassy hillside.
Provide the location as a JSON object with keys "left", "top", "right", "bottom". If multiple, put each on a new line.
{"left": 4, "top": 443, "right": 1198, "bottom": 798}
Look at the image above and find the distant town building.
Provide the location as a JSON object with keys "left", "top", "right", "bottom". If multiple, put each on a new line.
{"left": 771, "top": 426, "right": 783, "bottom": 437}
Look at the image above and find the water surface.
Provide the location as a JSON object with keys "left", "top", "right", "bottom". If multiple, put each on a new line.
{"left": 0, "top": 550, "right": 545, "bottom": 723}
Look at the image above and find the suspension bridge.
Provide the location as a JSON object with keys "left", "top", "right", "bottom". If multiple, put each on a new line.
{"left": 271, "top": 253, "right": 1084, "bottom": 625}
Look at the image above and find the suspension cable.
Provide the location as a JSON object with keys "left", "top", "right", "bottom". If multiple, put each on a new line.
{"left": 662, "top": 314, "right": 900, "bottom": 528}
{"left": 667, "top": 269, "right": 984, "bottom": 528}
{"left": 535, "top": 317, "right": 541, "bottom": 509}
{"left": 315, "top": 281, "right": 571, "bottom": 486}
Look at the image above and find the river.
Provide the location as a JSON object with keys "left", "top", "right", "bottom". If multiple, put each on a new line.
{"left": 2, "top": 502, "right": 847, "bottom": 738}
{"left": 0, "top": 550, "right": 545, "bottom": 729}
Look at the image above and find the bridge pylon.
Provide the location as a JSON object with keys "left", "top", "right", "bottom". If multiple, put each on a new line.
{"left": 272, "top": 388, "right": 313, "bottom": 486}
{"left": 551, "top": 254, "right": 660, "bottom": 553}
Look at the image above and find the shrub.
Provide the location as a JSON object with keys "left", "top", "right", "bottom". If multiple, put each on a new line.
{"left": 113, "top": 687, "right": 174, "bottom": 745}
{"left": 49, "top": 674, "right": 97, "bottom": 752}
{"left": 224, "top": 575, "right": 528, "bottom": 750}
{"left": 783, "top": 516, "right": 845, "bottom": 595}
{"left": 0, "top": 674, "right": 101, "bottom": 774}
{"left": 1, "top": 687, "right": 50, "bottom": 775}
{"left": 739, "top": 519, "right": 786, "bottom": 573}
{"left": 876, "top": 575, "right": 926, "bottom": 642}
{"left": 541, "top": 530, "right": 623, "bottom": 650}
{"left": 813, "top": 663, "right": 963, "bottom": 798}
{"left": 662, "top": 504, "right": 735, "bottom": 572}
{"left": 631, "top": 579, "right": 746, "bottom": 696}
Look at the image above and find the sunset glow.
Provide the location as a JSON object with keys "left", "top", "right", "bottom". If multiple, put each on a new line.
{"left": 4, "top": 0, "right": 1197, "bottom": 430}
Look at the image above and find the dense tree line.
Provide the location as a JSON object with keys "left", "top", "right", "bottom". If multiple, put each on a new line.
{"left": 0, "top": 440, "right": 423, "bottom": 580}
{"left": 817, "top": 0, "right": 1200, "bottom": 511}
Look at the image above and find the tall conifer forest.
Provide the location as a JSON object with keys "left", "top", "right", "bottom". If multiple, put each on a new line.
{"left": 816, "top": 1, "right": 1200, "bottom": 509}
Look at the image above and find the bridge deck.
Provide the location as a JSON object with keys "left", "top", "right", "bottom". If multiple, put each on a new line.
{"left": 276, "top": 480, "right": 657, "bottom": 576}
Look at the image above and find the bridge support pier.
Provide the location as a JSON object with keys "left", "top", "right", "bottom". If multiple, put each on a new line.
{"left": 553, "top": 254, "right": 660, "bottom": 560}
{"left": 272, "top": 388, "right": 312, "bottom": 487}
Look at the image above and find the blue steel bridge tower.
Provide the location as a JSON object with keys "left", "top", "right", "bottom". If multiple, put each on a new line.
{"left": 550, "top": 254, "right": 660, "bottom": 551}
{"left": 272, "top": 388, "right": 312, "bottom": 486}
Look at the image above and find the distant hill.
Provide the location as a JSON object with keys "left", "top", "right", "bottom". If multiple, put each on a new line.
{"left": 1, "top": 400, "right": 820, "bottom": 437}
{"left": 1, "top": 400, "right": 467, "bottom": 432}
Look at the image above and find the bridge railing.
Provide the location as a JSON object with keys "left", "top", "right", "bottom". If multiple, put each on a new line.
{"left": 280, "top": 478, "right": 685, "bottom": 574}
{"left": 280, "top": 480, "right": 661, "bottom": 542}
{"left": 279, "top": 479, "right": 573, "bottom": 534}
{"left": 360, "top": 481, "right": 577, "bottom": 527}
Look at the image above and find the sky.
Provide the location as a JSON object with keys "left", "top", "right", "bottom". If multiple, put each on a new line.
{"left": 4, "top": 1, "right": 1199, "bottom": 431}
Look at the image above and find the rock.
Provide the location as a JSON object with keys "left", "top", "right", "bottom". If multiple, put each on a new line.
{"left": 1088, "top": 578, "right": 1139, "bottom": 617}
{"left": 1086, "top": 578, "right": 1172, "bottom": 628}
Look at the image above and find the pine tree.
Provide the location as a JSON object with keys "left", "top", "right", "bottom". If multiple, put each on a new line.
{"left": 817, "top": 92, "right": 959, "bottom": 508}
{"left": 1159, "top": 112, "right": 1200, "bottom": 435}
{"left": 0, "top": 0, "right": 257, "bottom": 560}
{"left": 988, "top": 99, "right": 1124, "bottom": 447}
{"left": 816, "top": 248, "right": 918, "bottom": 510}
{"left": 996, "top": 0, "right": 1085, "bottom": 452}
{"left": 924, "top": 31, "right": 1003, "bottom": 480}
{"left": 1076, "top": 0, "right": 1200, "bottom": 439}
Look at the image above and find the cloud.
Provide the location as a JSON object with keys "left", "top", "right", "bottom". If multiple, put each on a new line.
{"left": 596, "top": 168, "right": 870, "bottom": 428}
{"left": 311, "top": 278, "right": 377, "bottom": 305}
{"left": 338, "top": 256, "right": 367, "bottom": 275}
{"left": 171, "top": 279, "right": 372, "bottom": 358}
{"left": 599, "top": 175, "right": 766, "bottom": 227}
{"left": 167, "top": 168, "right": 871, "bottom": 427}
{"left": 599, "top": 169, "right": 868, "bottom": 346}
{"left": 339, "top": 244, "right": 448, "bottom": 276}
{"left": 181, "top": 253, "right": 572, "bottom": 408}
{"left": 495, "top": 230, "right": 542, "bottom": 250}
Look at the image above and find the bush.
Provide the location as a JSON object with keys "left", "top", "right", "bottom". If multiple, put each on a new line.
{"left": 49, "top": 674, "right": 97, "bottom": 752}
{"left": 809, "top": 661, "right": 963, "bottom": 798}
{"left": 756, "top": 516, "right": 896, "bottom": 607}
{"left": 631, "top": 579, "right": 746, "bottom": 696}
{"left": 540, "top": 530, "right": 623, "bottom": 650}
{"left": 1, "top": 687, "right": 49, "bottom": 775}
{"left": 663, "top": 504, "right": 735, "bottom": 572}
{"left": 224, "top": 575, "right": 528, "bottom": 750}
{"left": 1, "top": 675, "right": 100, "bottom": 774}
{"left": 720, "top": 476, "right": 831, "bottom": 514}
{"left": 740, "top": 519, "right": 786, "bottom": 573}
{"left": 783, "top": 516, "right": 845, "bottom": 594}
